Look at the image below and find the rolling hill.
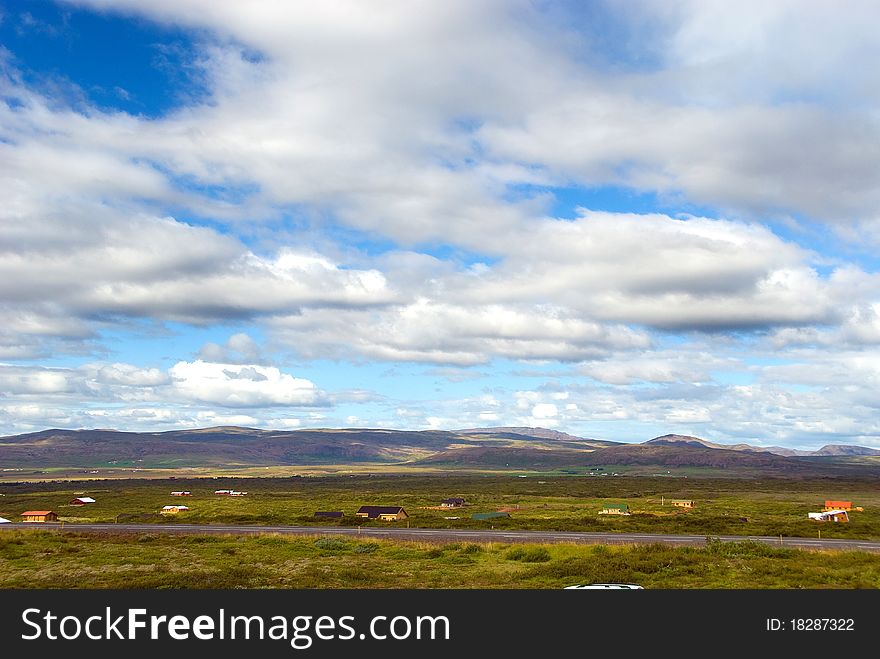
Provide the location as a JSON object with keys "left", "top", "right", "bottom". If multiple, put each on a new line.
{"left": 0, "top": 425, "right": 878, "bottom": 478}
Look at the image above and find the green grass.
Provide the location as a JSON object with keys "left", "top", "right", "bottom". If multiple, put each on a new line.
{"left": 2, "top": 474, "right": 879, "bottom": 540}
{"left": 1, "top": 530, "right": 878, "bottom": 589}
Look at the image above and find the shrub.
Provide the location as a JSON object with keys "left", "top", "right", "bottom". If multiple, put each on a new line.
{"left": 314, "top": 538, "right": 348, "bottom": 551}
{"left": 353, "top": 543, "right": 378, "bottom": 554}
{"left": 506, "top": 547, "right": 551, "bottom": 562}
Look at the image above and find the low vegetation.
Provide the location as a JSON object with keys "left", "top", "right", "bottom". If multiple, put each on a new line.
{"left": 1, "top": 530, "right": 878, "bottom": 589}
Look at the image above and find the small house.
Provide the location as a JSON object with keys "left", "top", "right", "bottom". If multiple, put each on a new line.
{"left": 440, "top": 497, "right": 465, "bottom": 508}
{"left": 356, "top": 506, "right": 408, "bottom": 521}
{"left": 809, "top": 509, "right": 849, "bottom": 522}
{"left": 21, "top": 511, "right": 58, "bottom": 523}
{"left": 824, "top": 500, "right": 852, "bottom": 511}
{"left": 471, "top": 512, "right": 510, "bottom": 520}
{"left": 161, "top": 505, "right": 189, "bottom": 514}
{"left": 599, "top": 504, "right": 630, "bottom": 515}
{"left": 171, "top": 491, "right": 192, "bottom": 496}
{"left": 314, "top": 511, "right": 344, "bottom": 518}
{"left": 670, "top": 500, "right": 694, "bottom": 508}
{"left": 229, "top": 491, "right": 248, "bottom": 496}
{"left": 69, "top": 497, "right": 96, "bottom": 506}
{"left": 214, "top": 489, "right": 233, "bottom": 495}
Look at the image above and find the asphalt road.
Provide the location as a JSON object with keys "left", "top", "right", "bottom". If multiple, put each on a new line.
{"left": 1, "top": 522, "right": 879, "bottom": 552}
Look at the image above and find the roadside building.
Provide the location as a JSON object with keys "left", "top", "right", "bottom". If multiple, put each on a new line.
{"left": 599, "top": 504, "right": 631, "bottom": 515}
{"left": 824, "top": 500, "right": 853, "bottom": 511}
{"left": 670, "top": 500, "right": 694, "bottom": 508}
{"left": 314, "top": 511, "right": 344, "bottom": 518}
{"left": 440, "top": 497, "right": 465, "bottom": 508}
{"left": 355, "top": 506, "right": 408, "bottom": 521}
{"left": 69, "top": 497, "right": 96, "bottom": 506}
{"left": 20, "top": 511, "right": 58, "bottom": 523}
{"left": 161, "top": 505, "right": 189, "bottom": 514}
{"left": 471, "top": 512, "right": 510, "bottom": 520}
{"left": 809, "top": 509, "right": 849, "bottom": 522}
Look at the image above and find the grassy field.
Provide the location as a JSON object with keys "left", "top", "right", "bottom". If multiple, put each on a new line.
{"left": 2, "top": 474, "right": 880, "bottom": 540}
{"left": 1, "top": 529, "right": 878, "bottom": 588}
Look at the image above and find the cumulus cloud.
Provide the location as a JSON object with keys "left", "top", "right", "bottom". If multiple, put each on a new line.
{"left": 268, "top": 300, "right": 651, "bottom": 366}
{"left": 0, "top": 366, "right": 74, "bottom": 395}
{"left": 169, "top": 360, "right": 326, "bottom": 407}
{"left": 457, "top": 211, "right": 841, "bottom": 331}
{"left": 198, "top": 333, "right": 265, "bottom": 364}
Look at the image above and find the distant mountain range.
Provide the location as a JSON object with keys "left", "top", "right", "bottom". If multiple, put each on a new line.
{"left": 0, "top": 425, "right": 878, "bottom": 478}
{"left": 645, "top": 434, "right": 880, "bottom": 457}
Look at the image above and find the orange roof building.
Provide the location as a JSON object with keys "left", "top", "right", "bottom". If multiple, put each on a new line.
{"left": 21, "top": 511, "right": 58, "bottom": 522}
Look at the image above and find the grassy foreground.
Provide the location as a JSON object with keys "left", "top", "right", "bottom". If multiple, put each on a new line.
{"left": 1, "top": 530, "right": 879, "bottom": 589}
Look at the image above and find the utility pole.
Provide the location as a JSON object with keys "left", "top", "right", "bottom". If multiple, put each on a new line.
{"left": 661, "top": 495, "right": 664, "bottom": 506}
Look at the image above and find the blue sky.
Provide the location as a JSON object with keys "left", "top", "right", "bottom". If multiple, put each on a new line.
{"left": 2, "top": 0, "right": 880, "bottom": 449}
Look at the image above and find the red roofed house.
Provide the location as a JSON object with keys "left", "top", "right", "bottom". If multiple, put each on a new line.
{"left": 824, "top": 500, "right": 852, "bottom": 511}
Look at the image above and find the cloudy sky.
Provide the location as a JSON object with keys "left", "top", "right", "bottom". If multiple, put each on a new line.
{"left": 1, "top": 1, "right": 879, "bottom": 448}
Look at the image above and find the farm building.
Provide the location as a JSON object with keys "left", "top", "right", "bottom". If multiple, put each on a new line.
{"left": 824, "top": 500, "right": 852, "bottom": 511}
{"left": 471, "top": 512, "right": 510, "bottom": 520}
{"left": 440, "top": 497, "right": 465, "bottom": 508}
{"left": 161, "top": 505, "right": 189, "bottom": 514}
{"left": 171, "top": 491, "right": 192, "bottom": 496}
{"left": 21, "top": 511, "right": 58, "bottom": 523}
{"left": 314, "top": 511, "right": 344, "bottom": 518}
{"left": 356, "top": 506, "right": 408, "bottom": 521}
{"left": 599, "top": 504, "right": 631, "bottom": 515}
{"left": 670, "top": 500, "right": 694, "bottom": 508}
{"left": 809, "top": 509, "right": 849, "bottom": 522}
{"left": 69, "top": 497, "right": 96, "bottom": 505}
{"left": 215, "top": 490, "right": 248, "bottom": 496}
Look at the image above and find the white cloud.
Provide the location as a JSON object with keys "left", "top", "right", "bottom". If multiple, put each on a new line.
{"left": 169, "top": 360, "right": 325, "bottom": 407}
{"left": 531, "top": 403, "right": 558, "bottom": 419}
{"left": 192, "top": 411, "right": 261, "bottom": 427}
{"left": 88, "top": 363, "right": 170, "bottom": 387}
{"left": 198, "top": 333, "right": 265, "bottom": 364}
{"left": 0, "top": 366, "right": 73, "bottom": 394}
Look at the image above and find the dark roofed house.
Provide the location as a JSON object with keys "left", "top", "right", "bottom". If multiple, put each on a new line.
{"left": 314, "top": 511, "right": 344, "bottom": 518}
{"left": 440, "top": 497, "right": 465, "bottom": 508}
{"left": 356, "top": 506, "right": 408, "bottom": 521}
{"left": 599, "top": 503, "right": 631, "bottom": 515}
